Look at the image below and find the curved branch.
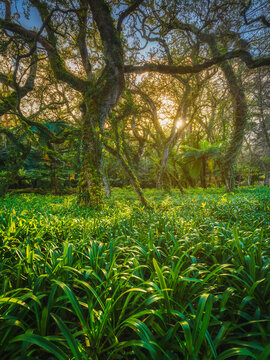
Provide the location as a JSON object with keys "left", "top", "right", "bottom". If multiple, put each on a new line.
{"left": 0, "top": 53, "right": 37, "bottom": 117}
{"left": 132, "top": 89, "right": 166, "bottom": 141}
{"left": 0, "top": 17, "right": 88, "bottom": 92}
{"left": 241, "top": 1, "right": 270, "bottom": 28}
{"left": 124, "top": 49, "right": 270, "bottom": 75}
{"left": 77, "top": 0, "right": 92, "bottom": 78}
{"left": 117, "top": 0, "right": 144, "bottom": 33}
{"left": 87, "top": 0, "right": 123, "bottom": 70}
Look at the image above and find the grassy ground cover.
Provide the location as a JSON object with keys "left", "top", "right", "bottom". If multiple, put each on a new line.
{"left": 0, "top": 187, "right": 269, "bottom": 359}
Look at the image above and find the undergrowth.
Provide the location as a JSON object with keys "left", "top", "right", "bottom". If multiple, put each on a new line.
{"left": 0, "top": 186, "right": 269, "bottom": 359}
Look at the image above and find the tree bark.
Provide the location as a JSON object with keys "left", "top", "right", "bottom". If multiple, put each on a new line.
{"left": 264, "top": 167, "right": 269, "bottom": 186}
{"left": 103, "top": 171, "right": 111, "bottom": 197}
{"left": 247, "top": 166, "right": 251, "bottom": 186}
{"left": 201, "top": 156, "right": 207, "bottom": 188}
{"left": 168, "top": 171, "right": 185, "bottom": 194}
{"left": 157, "top": 143, "right": 170, "bottom": 189}
{"left": 78, "top": 102, "right": 105, "bottom": 208}
{"left": 206, "top": 38, "right": 248, "bottom": 192}
{"left": 156, "top": 86, "right": 191, "bottom": 189}
{"left": 104, "top": 144, "right": 149, "bottom": 207}
{"left": 51, "top": 162, "right": 60, "bottom": 195}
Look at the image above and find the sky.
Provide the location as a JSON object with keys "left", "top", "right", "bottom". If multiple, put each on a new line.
{"left": 11, "top": 0, "right": 41, "bottom": 29}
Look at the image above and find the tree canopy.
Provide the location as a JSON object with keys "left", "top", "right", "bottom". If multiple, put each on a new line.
{"left": 0, "top": 0, "right": 269, "bottom": 205}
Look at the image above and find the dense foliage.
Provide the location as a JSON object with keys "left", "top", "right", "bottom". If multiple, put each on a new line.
{"left": 0, "top": 187, "right": 269, "bottom": 359}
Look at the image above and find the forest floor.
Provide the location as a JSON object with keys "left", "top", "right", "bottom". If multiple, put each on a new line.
{"left": 0, "top": 187, "right": 269, "bottom": 359}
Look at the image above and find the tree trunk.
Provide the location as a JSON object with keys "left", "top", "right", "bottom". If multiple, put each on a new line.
{"left": 224, "top": 167, "right": 235, "bottom": 192}
{"left": 76, "top": 62, "right": 124, "bottom": 207}
{"left": 78, "top": 108, "right": 104, "bottom": 208}
{"left": 247, "top": 166, "right": 251, "bottom": 186}
{"left": 214, "top": 174, "right": 221, "bottom": 187}
{"left": 104, "top": 144, "right": 149, "bottom": 207}
{"left": 157, "top": 143, "right": 170, "bottom": 189}
{"left": 168, "top": 171, "right": 185, "bottom": 194}
{"left": 103, "top": 171, "right": 111, "bottom": 197}
{"left": 207, "top": 38, "right": 248, "bottom": 192}
{"left": 119, "top": 153, "right": 149, "bottom": 207}
{"left": 77, "top": 0, "right": 125, "bottom": 207}
{"left": 201, "top": 156, "right": 207, "bottom": 188}
{"left": 264, "top": 168, "right": 269, "bottom": 186}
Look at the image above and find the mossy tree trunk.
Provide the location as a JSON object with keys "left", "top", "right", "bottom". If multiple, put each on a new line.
{"left": 207, "top": 38, "right": 248, "bottom": 192}
{"left": 118, "top": 152, "right": 149, "bottom": 207}
{"left": 168, "top": 170, "right": 185, "bottom": 194}
{"left": 77, "top": 65, "right": 125, "bottom": 208}
{"left": 104, "top": 144, "right": 149, "bottom": 207}
{"left": 78, "top": 100, "right": 109, "bottom": 208}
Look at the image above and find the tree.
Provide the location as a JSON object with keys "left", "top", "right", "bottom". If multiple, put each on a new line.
{"left": 104, "top": 96, "right": 150, "bottom": 206}
{"left": 1, "top": 0, "right": 269, "bottom": 206}
{"left": 243, "top": 66, "right": 270, "bottom": 186}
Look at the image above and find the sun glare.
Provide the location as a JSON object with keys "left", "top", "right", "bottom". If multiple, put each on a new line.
{"left": 176, "top": 119, "right": 183, "bottom": 129}
{"left": 158, "top": 97, "right": 175, "bottom": 127}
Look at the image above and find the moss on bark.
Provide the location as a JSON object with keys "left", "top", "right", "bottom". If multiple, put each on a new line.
{"left": 77, "top": 100, "right": 104, "bottom": 208}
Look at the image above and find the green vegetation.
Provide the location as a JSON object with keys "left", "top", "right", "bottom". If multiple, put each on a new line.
{"left": 0, "top": 187, "right": 269, "bottom": 359}
{"left": 1, "top": 1, "right": 269, "bottom": 358}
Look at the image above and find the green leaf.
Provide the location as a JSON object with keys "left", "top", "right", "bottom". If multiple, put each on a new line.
{"left": 11, "top": 334, "right": 68, "bottom": 360}
{"left": 217, "top": 347, "right": 257, "bottom": 359}
{"left": 51, "top": 313, "right": 83, "bottom": 360}
{"left": 153, "top": 258, "right": 171, "bottom": 313}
